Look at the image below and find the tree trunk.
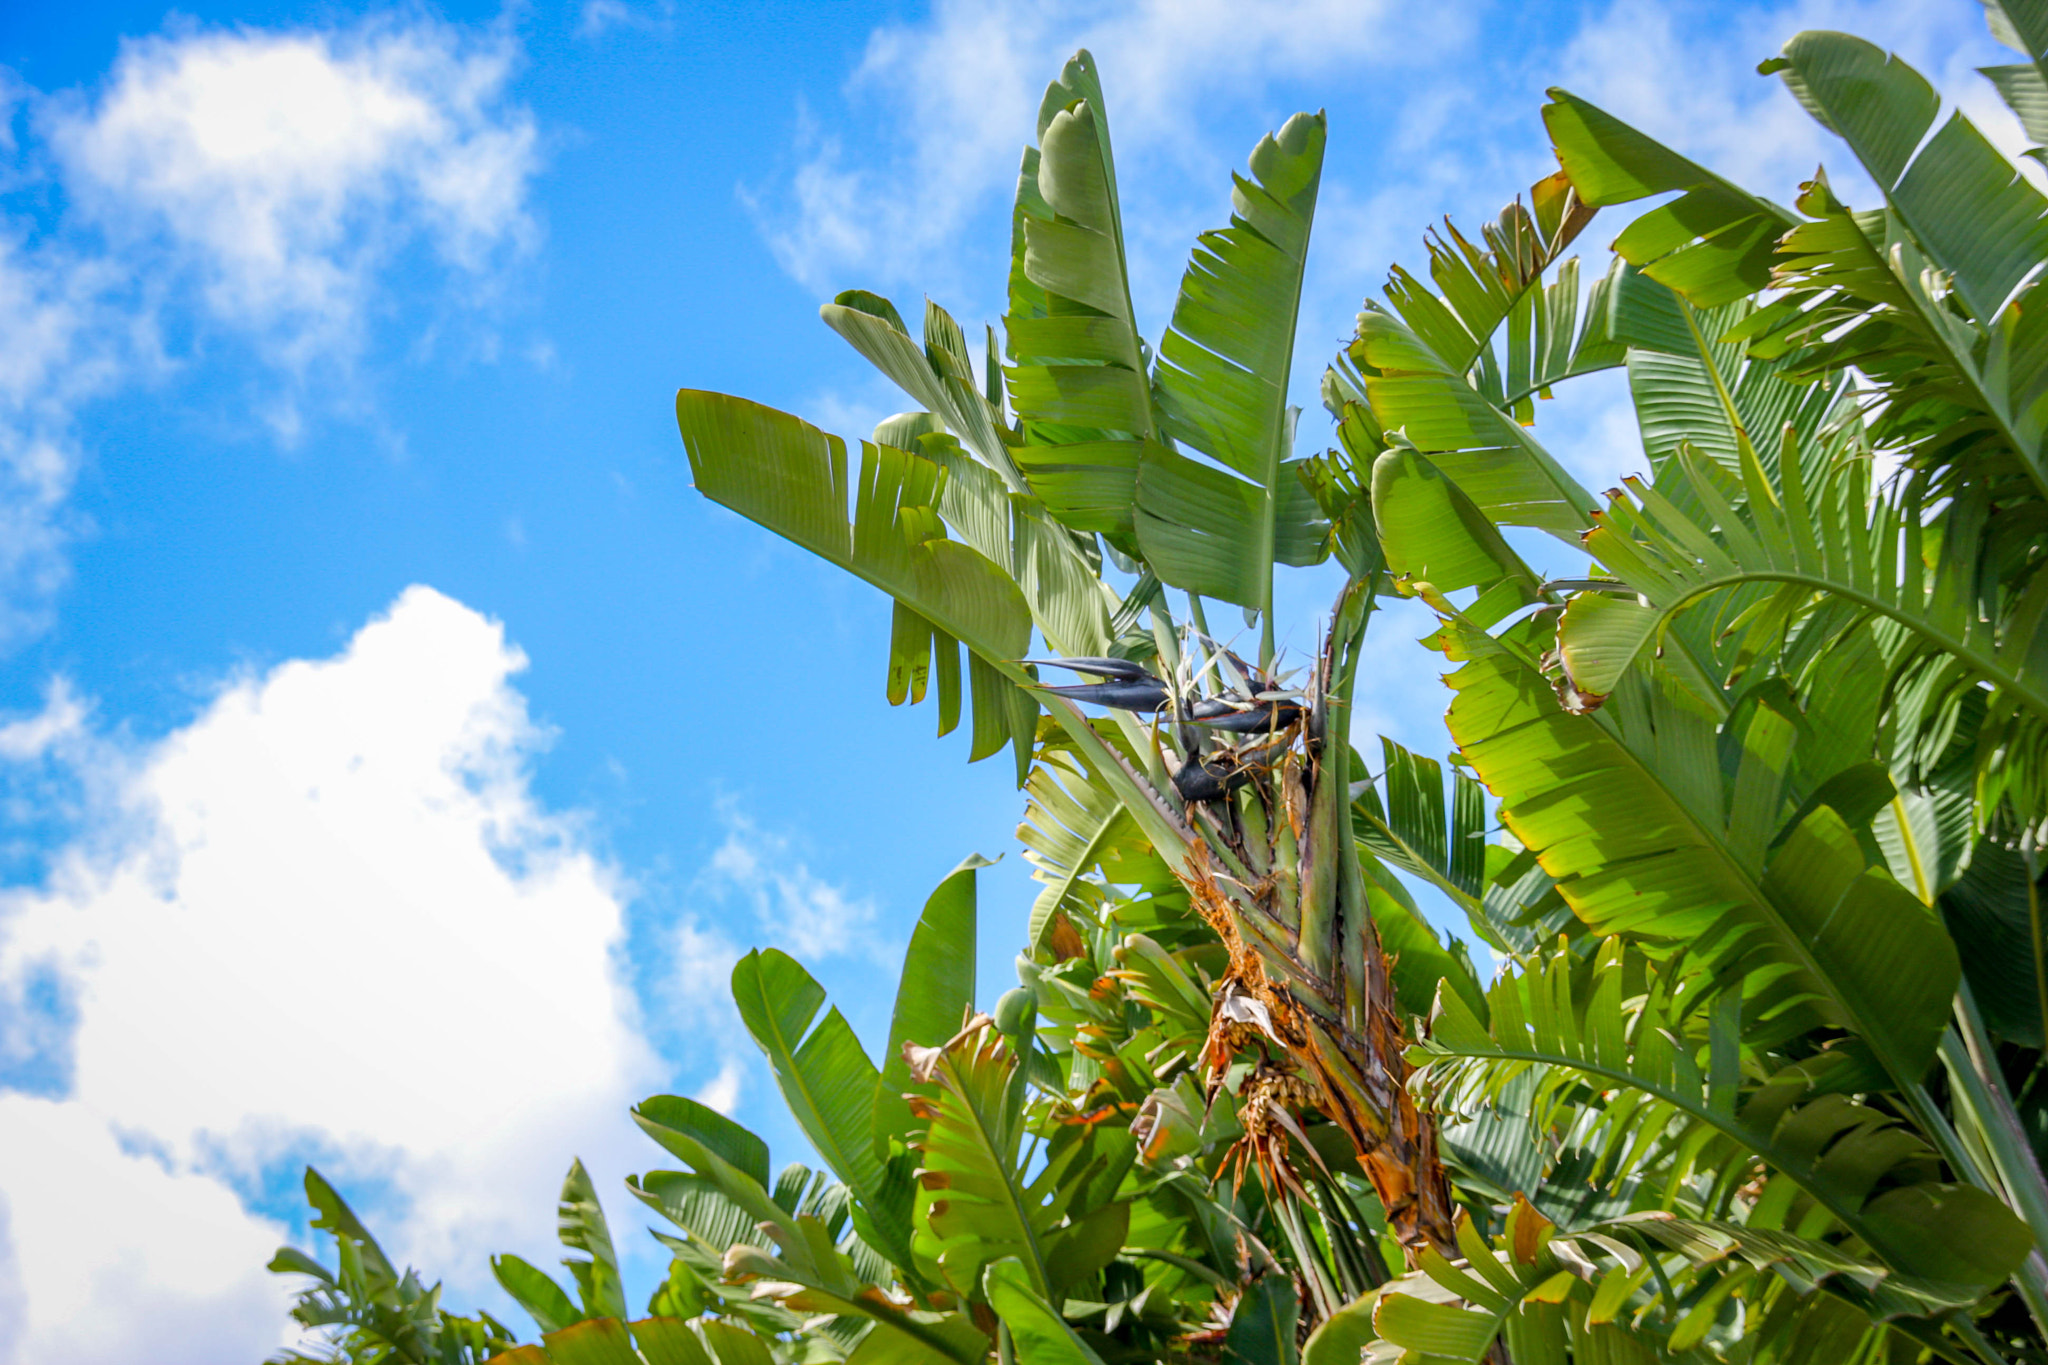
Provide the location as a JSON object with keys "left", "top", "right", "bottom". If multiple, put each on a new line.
{"left": 1185, "top": 837, "right": 1460, "bottom": 1266}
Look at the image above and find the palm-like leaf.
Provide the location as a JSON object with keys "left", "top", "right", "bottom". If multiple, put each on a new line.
{"left": 730, "top": 950, "right": 919, "bottom": 1276}
{"left": 825, "top": 295, "right": 1022, "bottom": 491}
{"left": 1415, "top": 942, "right": 2030, "bottom": 1291}
{"left": 1769, "top": 31, "right": 2048, "bottom": 336}
{"left": 1541, "top": 88, "right": 1795, "bottom": 309}
{"left": 1018, "top": 729, "right": 1177, "bottom": 952}
{"left": 878, "top": 855, "right": 987, "bottom": 1125}
{"left": 270, "top": 1169, "right": 521, "bottom": 1365}
{"left": 1981, "top": 0, "right": 2048, "bottom": 157}
{"left": 1002, "top": 53, "right": 1158, "bottom": 551}
{"left": 557, "top": 1159, "right": 629, "bottom": 1323}
{"left": 1554, "top": 37, "right": 2048, "bottom": 539}
{"left": 1338, "top": 170, "right": 1665, "bottom": 543}
{"left": 677, "top": 392, "right": 1041, "bottom": 778}
{"left": 678, "top": 378, "right": 1187, "bottom": 845}
{"left": 983, "top": 1259, "right": 1110, "bottom": 1365}
{"left": 1352, "top": 739, "right": 1489, "bottom": 909}
{"left": 906, "top": 1020, "right": 1132, "bottom": 1303}
{"left": 1347, "top": 314, "right": 1597, "bottom": 544}
{"left": 491, "top": 1159, "right": 631, "bottom": 1334}
{"left": 1554, "top": 443, "right": 2048, "bottom": 827}
{"left": 1009, "top": 55, "right": 1150, "bottom": 441}
{"left": 1136, "top": 111, "right": 1329, "bottom": 639}
{"left": 907, "top": 1023, "right": 1045, "bottom": 1304}
{"left": 1441, "top": 601, "right": 1963, "bottom": 1095}
{"left": 1325, "top": 1195, "right": 1991, "bottom": 1365}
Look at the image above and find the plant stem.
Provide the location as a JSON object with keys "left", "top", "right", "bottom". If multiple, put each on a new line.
{"left": 1274, "top": 1186, "right": 1342, "bottom": 1322}
{"left": 1952, "top": 1314, "right": 2013, "bottom": 1365}
{"left": 2027, "top": 830, "right": 2048, "bottom": 1063}
{"left": 1942, "top": 989, "right": 2048, "bottom": 1341}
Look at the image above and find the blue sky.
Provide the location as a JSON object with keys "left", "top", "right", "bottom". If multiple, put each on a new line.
{"left": 0, "top": 0, "right": 2021, "bottom": 1359}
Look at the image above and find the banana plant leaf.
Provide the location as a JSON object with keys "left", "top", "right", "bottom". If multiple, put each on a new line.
{"left": 1136, "top": 111, "right": 1330, "bottom": 627}
{"left": 1416, "top": 941, "right": 2030, "bottom": 1293}
{"left": 730, "top": 949, "right": 918, "bottom": 1275}
{"left": 878, "top": 854, "right": 990, "bottom": 1147}
{"left": 1541, "top": 87, "right": 1795, "bottom": 308}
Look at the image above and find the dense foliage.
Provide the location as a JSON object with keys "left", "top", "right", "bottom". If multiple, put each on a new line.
{"left": 271, "top": 5, "right": 2048, "bottom": 1363}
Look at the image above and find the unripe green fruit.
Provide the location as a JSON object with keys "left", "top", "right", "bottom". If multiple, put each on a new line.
{"left": 993, "top": 986, "right": 1036, "bottom": 1036}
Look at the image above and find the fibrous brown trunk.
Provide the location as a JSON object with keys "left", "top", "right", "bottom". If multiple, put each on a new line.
{"left": 1185, "top": 814, "right": 1459, "bottom": 1266}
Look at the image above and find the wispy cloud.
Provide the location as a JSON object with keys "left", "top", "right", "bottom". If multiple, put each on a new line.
{"left": 0, "top": 227, "right": 126, "bottom": 648}
{"left": 46, "top": 17, "right": 538, "bottom": 360}
{"left": 0, "top": 14, "right": 541, "bottom": 648}
{"left": 649, "top": 801, "right": 888, "bottom": 1113}
{"left": 704, "top": 803, "right": 883, "bottom": 964}
{"left": 576, "top": 0, "right": 676, "bottom": 41}
{"left": 749, "top": 0, "right": 1468, "bottom": 303}
{"left": 1550, "top": 0, "right": 2018, "bottom": 207}
{"left": 750, "top": 0, "right": 2027, "bottom": 336}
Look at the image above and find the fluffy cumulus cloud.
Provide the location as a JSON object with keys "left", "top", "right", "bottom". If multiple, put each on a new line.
{"left": 0, "top": 15, "right": 539, "bottom": 645}
{"left": 0, "top": 587, "right": 658, "bottom": 1363}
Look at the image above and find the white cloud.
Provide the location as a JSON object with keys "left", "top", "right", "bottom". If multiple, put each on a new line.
{"left": 48, "top": 18, "right": 538, "bottom": 362}
{"left": 753, "top": 0, "right": 1466, "bottom": 298}
{"left": 705, "top": 803, "right": 882, "bottom": 964}
{"left": 1549, "top": 0, "right": 2015, "bottom": 211}
{"left": 0, "top": 230, "right": 123, "bottom": 647}
{"left": 691, "top": 1057, "right": 745, "bottom": 1115}
{"left": 0, "top": 1096, "right": 286, "bottom": 1365}
{"left": 758, "top": 0, "right": 2029, "bottom": 336}
{"left": 0, "top": 587, "right": 658, "bottom": 1363}
{"left": 0, "top": 15, "right": 541, "bottom": 646}
{"left": 578, "top": 0, "right": 676, "bottom": 40}
{"left": 0, "top": 439, "right": 71, "bottom": 649}
{"left": 645, "top": 803, "right": 885, "bottom": 1112}
{"left": 663, "top": 913, "right": 744, "bottom": 1043}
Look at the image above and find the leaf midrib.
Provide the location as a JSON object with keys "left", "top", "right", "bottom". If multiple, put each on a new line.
{"left": 1648, "top": 569, "right": 2048, "bottom": 720}
{"left": 1473, "top": 647, "right": 1921, "bottom": 1091}
{"left": 936, "top": 1053, "right": 1051, "bottom": 1298}
{"left": 747, "top": 986, "right": 875, "bottom": 1213}
{"left": 1425, "top": 1040, "right": 1885, "bottom": 1257}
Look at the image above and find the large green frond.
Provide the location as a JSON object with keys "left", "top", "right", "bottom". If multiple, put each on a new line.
{"left": 557, "top": 1158, "right": 629, "bottom": 1322}
{"left": 677, "top": 390, "right": 1043, "bottom": 782}
{"left": 1137, "top": 112, "right": 1329, "bottom": 619}
{"left": 1542, "top": 89, "right": 1796, "bottom": 308}
{"left": 1557, "top": 443, "right": 2048, "bottom": 827}
{"left": 1416, "top": 942, "right": 2030, "bottom": 1296}
{"left": 1439, "top": 599, "right": 1960, "bottom": 1093}
{"left": 731, "top": 950, "right": 918, "bottom": 1275}
{"left": 878, "top": 855, "right": 989, "bottom": 1147}
{"left": 1770, "top": 31, "right": 2048, "bottom": 328}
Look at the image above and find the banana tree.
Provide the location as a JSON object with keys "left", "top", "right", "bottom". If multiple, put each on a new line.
{"left": 616, "top": 856, "right": 1272, "bottom": 1365}
{"left": 272, "top": 9, "right": 2048, "bottom": 1364}
{"left": 672, "top": 45, "right": 1521, "bottom": 1276}
{"left": 269, "top": 1170, "right": 521, "bottom": 1365}
{"left": 1347, "top": 15, "right": 2048, "bottom": 1362}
